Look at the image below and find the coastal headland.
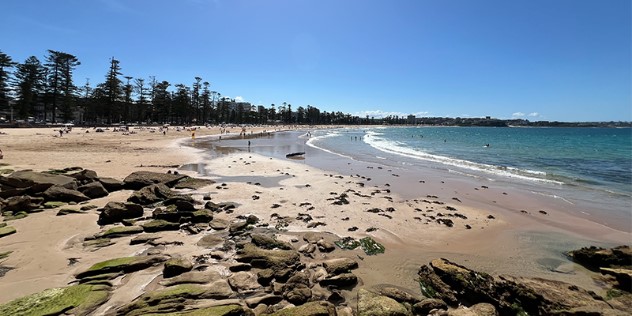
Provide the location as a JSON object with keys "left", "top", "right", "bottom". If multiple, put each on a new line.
{"left": 0, "top": 125, "right": 630, "bottom": 315}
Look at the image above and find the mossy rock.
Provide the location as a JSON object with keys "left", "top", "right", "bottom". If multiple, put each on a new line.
{"left": 117, "top": 284, "right": 209, "bottom": 316}
{"left": 236, "top": 243, "right": 300, "bottom": 270}
{"left": 142, "top": 219, "right": 180, "bottom": 232}
{"left": 359, "top": 237, "right": 385, "bottom": 255}
{"left": 334, "top": 237, "right": 361, "bottom": 250}
{"left": 57, "top": 208, "right": 86, "bottom": 216}
{"left": 83, "top": 238, "right": 115, "bottom": 250}
{"left": 80, "top": 204, "right": 98, "bottom": 211}
{"left": 163, "top": 257, "right": 194, "bottom": 278}
{"left": 98, "top": 226, "right": 144, "bottom": 238}
{"left": 263, "top": 301, "right": 336, "bottom": 316}
{"left": 357, "top": 289, "right": 409, "bottom": 316}
{"left": 3, "top": 211, "right": 28, "bottom": 221}
{"left": 76, "top": 255, "right": 167, "bottom": 279}
{"left": 0, "top": 169, "right": 14, "bottom": 175}
{"left": 0, "top": 222, "right": 6, "bottom": 228}
{"left": 173, "top": 177, "right": 215, "bottom": 190}
{"left": 0, "top": 226, "right": 16, "bottom": 238}
{"left": 43, "top": 201, "right": 66, "bottom": 209}
{"left": 0, "top": 284, "right": 109, "bottom": 316}
{"left": 0, "top": 250, "right": 12, "bottom": 261}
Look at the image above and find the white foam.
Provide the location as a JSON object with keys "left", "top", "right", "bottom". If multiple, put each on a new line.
{"left": 306, "top": 132, "right": 355, "bottom": 160}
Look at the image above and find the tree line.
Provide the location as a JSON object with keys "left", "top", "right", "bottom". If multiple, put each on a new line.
{"left": 0, "top": 49, "right": 369, "bottom": 126}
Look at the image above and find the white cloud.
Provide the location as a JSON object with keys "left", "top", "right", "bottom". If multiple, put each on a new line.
{"left": 234, "top": 96, "right": 244, "bottom": 102}
{"left": 528, "top": 112, "right": 540, "bottom": 117}
{"left": 512, "top": 112, "right": 525, "bottom": 118}
{"left": 353, "top": 110, "right": 429, "bottom": 119}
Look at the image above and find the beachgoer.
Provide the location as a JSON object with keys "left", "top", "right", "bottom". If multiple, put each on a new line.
{"left": 0, "top": 148, "right": 3, "bottom": 159}
{"left": 59, "top": 129, "right": 63, "bottom": 137}
{"left": 192, "top": 130, "right": 195, "bottom": 139}
{"left": 248, "top": 140, "right": 251, "bottom": 147}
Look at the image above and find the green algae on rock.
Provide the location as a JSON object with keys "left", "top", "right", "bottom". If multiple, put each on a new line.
{"left": 76, "top": 255, "right": 167, "bottom": 279}
{"left": 0, "top": 284, "right": 109, "bottom": 316}
{"left": 0, "top": 225, "right": 17, "bottom": 238}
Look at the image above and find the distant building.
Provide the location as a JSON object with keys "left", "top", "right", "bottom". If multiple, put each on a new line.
{"left": 407, "top": 114, "right": 416, "bottom": 124}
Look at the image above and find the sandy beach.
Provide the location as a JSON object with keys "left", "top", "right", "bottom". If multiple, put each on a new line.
{"left": 0, "top": 126, "right": 630, "bottom": 314}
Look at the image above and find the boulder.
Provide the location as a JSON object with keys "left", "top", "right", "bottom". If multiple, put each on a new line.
{"left": 68, "top": 169, "right": 99, "bottom": 183}
{"left": 209, "top": 218, "right": 229, "bottom": 230}
{"left": 376, "top": 285, "right": 424, "bottom": 304}
{"left": 317, "top": 239, "right": 336, "bottom": 253}
{"left": 42, "top": 185, "right": 90, "bottom": 203}
{"left": 76, "top": 255, "right": 168, "bottom": 279}
{"left": 2, "top": 195, "right": 43, "bottom": 214}
{"left": 413, "top": 298, "right": 447, "bottom": 315}
{"left": 228, "top": 271, "right": 261, "bottom": 293}
{"left": 123, "top": 171, "right": 188, "bottom": 190}
{"left": 97, "top": 202, "right": 144, "bottom": 225}
{"left": 191, "top": 209, "right": 213, "bottom": 223}
{"left": 229, "top": 221, "right": 249, "bottom": 234}
{"left": 163, "top": 258, "right": 194, "bottom": 278}
{"left": 600, "top": 267, "right": 632, "bottom": 290}
{"left": 97, "top": 177, "right": 124, "bottom": 192}
{"left": 164, "top": 198, "right": 197, "bottom": 212}
{"left": 127, "top": 183, "right": 176, "bottom": 205}
{"left": 357, "top": 289, "right": 410, "bottom": 316}
{"left": 323, "top": 258, "right": 359, "bottom": 275}
{"left": 197, "top": 234, "right": 224, "bottom": 248}
{"left": 0, "top": 226, "right": 16, "bottom": 238}
{"left": 236, "top": 243, "right": 300, "bottom": 271}
{"left": 319, "top": 273, "right": 358, "bottom": 287}
{"left": 1, "top": 170, "right": 77, "bottom": 192}
{"left": 152, "top": 205, "right": 184, "bottom": 223}
{"left": 78, "top": 181, "right": 109, "bottom": 199}
{"left": 96, "top": 226, "right": 144, "bottom": 239}
{"left": 173, "top": 177, "right": 215, "bottom": 189}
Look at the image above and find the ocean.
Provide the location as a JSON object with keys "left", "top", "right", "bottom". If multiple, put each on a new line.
{"left": 305, "top": 126, "right": 631, "bottom": 227}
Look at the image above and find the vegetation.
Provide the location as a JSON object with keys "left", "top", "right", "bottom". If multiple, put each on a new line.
{"left": 0, "top": 284, "right": 109, "bottom": 316}
{"left": 0, "top": 49, "right": 629, "bottom": 127}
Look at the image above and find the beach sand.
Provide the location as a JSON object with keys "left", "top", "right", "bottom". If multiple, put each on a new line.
{"left": 0, "top": 126, "right": 629, "bottom": 309}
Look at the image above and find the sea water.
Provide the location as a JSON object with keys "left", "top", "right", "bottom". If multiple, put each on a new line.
{"left": 306, "top": 126, "right": 631, "bottom": 227}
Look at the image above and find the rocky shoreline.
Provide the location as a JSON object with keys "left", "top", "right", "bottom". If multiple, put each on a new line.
{"left": 0, "top": 167, "right": 630, "bottom": 315}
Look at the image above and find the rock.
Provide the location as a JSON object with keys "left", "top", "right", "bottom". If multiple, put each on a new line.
{"left": 191, "top": 209, "right": 214, "bottom": 223}
{"left": 82, "top": 238, "right": 115, "bottom": 250}
{"left": 264, "top": 301, "right": 337, "bottom": 316}
{"left": 0, "top": 226, "right": 16, "bottom": 238}
{"left": 0, "top": 284, "right": 109, "bottom": 316}
{"left": 152, "top": 205, "right": 185, "bottom": 222}
{"left": 357, "top": 288, "right": 410, "bottom": 316}
{"left": 359, "top": 237, "right": 385, "bottom": 255}
{"left": 142, "top": 219, "right": 180, "bottom": 232}
{"left": 252, "top": 234, "right": 293, "bottom": 250}
{"left": 229, "top": 221, "right": 250, "bottom": 234}
{"left": 77, "top": 181, "right": 109, "bottom": 199}
{"left": 43, "top": 201, "right": 66, "bottom": 209}
{"left": 469, "top": 302, "right": 498, "bottom": 316}
{"left": 317, "top": 239, "right": 336, "bottom": 252}
{"left": 130, "top": 234, "right": 161, "bottom": 245}
{"left": 2, "top": 195, "right": 43, "bottom": 213}
{"left": 42, "top": 185, "right": 90, "bottom": 203}
{"left": 303, "top": 232, "right": 325, "bottom": 244}
{"left": 1, "top": 170, "right": 77, "bottom": 192}
{"left": 97, "top": 201, "right": 144, "bottom": 225}
{"left": 123, "top": 171, "right": 189, "bottom": 190}
{"left": 568, "top": 245, "right": 632, "bottom": 271}
{"left": 160, "top": 270, "right": 223, "bottom": 286}
{"left": 236, "top": 243, "right": 300, "bottom": 270}
{"left": 127, "top": 183, "right": 176, "bottom": 205}
{"left": 319, "top": 273, "right": 358, "bottom": 287}
{"left": 67, "top": 169, "right": 99, "bottom": 182}
{"left": 228, "top": 271, "right": 261, "bottom": 293}
{"left": 418, "top": 258, "right": 621, "bottom": 315}
{"left": 163, "top": 257, "right": 194, "bottom": 278}
{"left": 245, "top": 294, "right": 284, "bottom": 308}
{"left": 600, "top": 267, "right": 632, "bottom": 290}
{"left": 164, "top": 197, "right": 197, "bottom": 212}
{"left": 75, "top": 255, "right": 168, "bottom": 279}
{"left": 323, "top": 258, "right": 359, "bottom": 275}
{"left": 57, "top": 208, "right": 86, "bottom": 216}
{"left": 413, "top": 298, "right": 447, "bottom": 315}
{"left": 210, "top": 218, "right": 229, "bottom": 230}
{"left": 376, "top": 285, "right": 424, "bottom": 304}
{"left": 96, "top": 226, "right": 143, "bottom": 238}
{"left": 97, "top": 177, "right": 124, "bottom": 192}
{"left": 283, "top": 272, "right": 312, "bottom": 305}
{"left": 173, "top": 177, "right": 215, "bottom": 189}
{"left": 197, "top": 234, "right": 225, "bottom": 248}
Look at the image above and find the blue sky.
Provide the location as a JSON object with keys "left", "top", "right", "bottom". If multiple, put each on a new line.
{"left": 3, "top": 0, "right": 630, "bottom": 121}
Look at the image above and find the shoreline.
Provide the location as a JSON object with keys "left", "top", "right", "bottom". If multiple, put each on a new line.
{"left": 0, "top": 126, "right": 629, "bottom": 308}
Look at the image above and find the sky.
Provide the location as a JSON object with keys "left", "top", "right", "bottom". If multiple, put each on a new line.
{"left": 2, "top": 0, "right": 631, "bottom": 122}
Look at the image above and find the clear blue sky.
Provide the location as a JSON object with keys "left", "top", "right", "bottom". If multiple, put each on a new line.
{"left": 3, "top": 0, "right": 631, "bottom": 121}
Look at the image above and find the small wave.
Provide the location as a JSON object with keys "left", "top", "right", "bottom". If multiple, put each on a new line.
{"left": 364, "top": 135, "right": 564, "bottom": 185}
{"left": 529, "top": 191, "right": 575, "bottom": 205}
{"left": 306, "top": 134, "right": 355, "bottom": 160}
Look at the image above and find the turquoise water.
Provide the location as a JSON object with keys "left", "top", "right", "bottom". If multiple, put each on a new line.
{"left": 309, "top": 127, "right": 631, "bottom": 196}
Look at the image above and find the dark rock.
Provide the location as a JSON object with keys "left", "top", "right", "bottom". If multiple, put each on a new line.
{"left": 163, "top": 197, "right": 197, "bottom": 212}
{"left": 97, "top": 201, "right": 144, "bottom": 225}
{"left": 568, "top": 245, "right": 632, "bottom": 271}
{"left": 1, "top": 170, "right": 77, "bottom": 192}
{"left": 57, "top": 208, "right": 86, "bottom": 216}
{"left": 123, "top": 171, "right": 188, "bottom": 190}
{"left": 600, "top": 268, "right": 632, "bottom": 291}
{"left": 42, "top": 185, "right": 90, "bottom": 203}
{"left": 163, "top": 258, "right": 193, "bottom": 278}
{"left": 127, "top": 183, "right": 176, "bottom": 205}
{"left": 96, "top": 226, "right": 144, "bottom": 239}
{"left": 151, "top": 205, "right": 181, "bottom": 222}
{"left": 2, "top": 195, "right": 43, "bottom": 214}
{"left": 78, "top": 181, "right": 109, "bottom": 199}
{"left": 191, "top": 209, "right": 213, "bottom": 223}
{"left": 317, "top": 239, "right": 336, "bottom": 252}
{"left": 229, "top": 221, "right": 249, "bottom": 234}
{"left": 68, "top": 169, "right": 99, "bottom": 183}
{"left": 173, "top": 177, "right": 215, "bottom": 189}
{"left": 97, "top": 177, "right": 124, "bottom": 192}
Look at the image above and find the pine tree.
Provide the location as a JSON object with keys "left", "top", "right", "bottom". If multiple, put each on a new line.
{"left": 99, "top": 57, "right": 123, "bottom": 124}
{"left": 0, "top": 51, "right": 17, "bottom": 116}
{"left": 14, "top": 56, "right": 45, "bottom": 119}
